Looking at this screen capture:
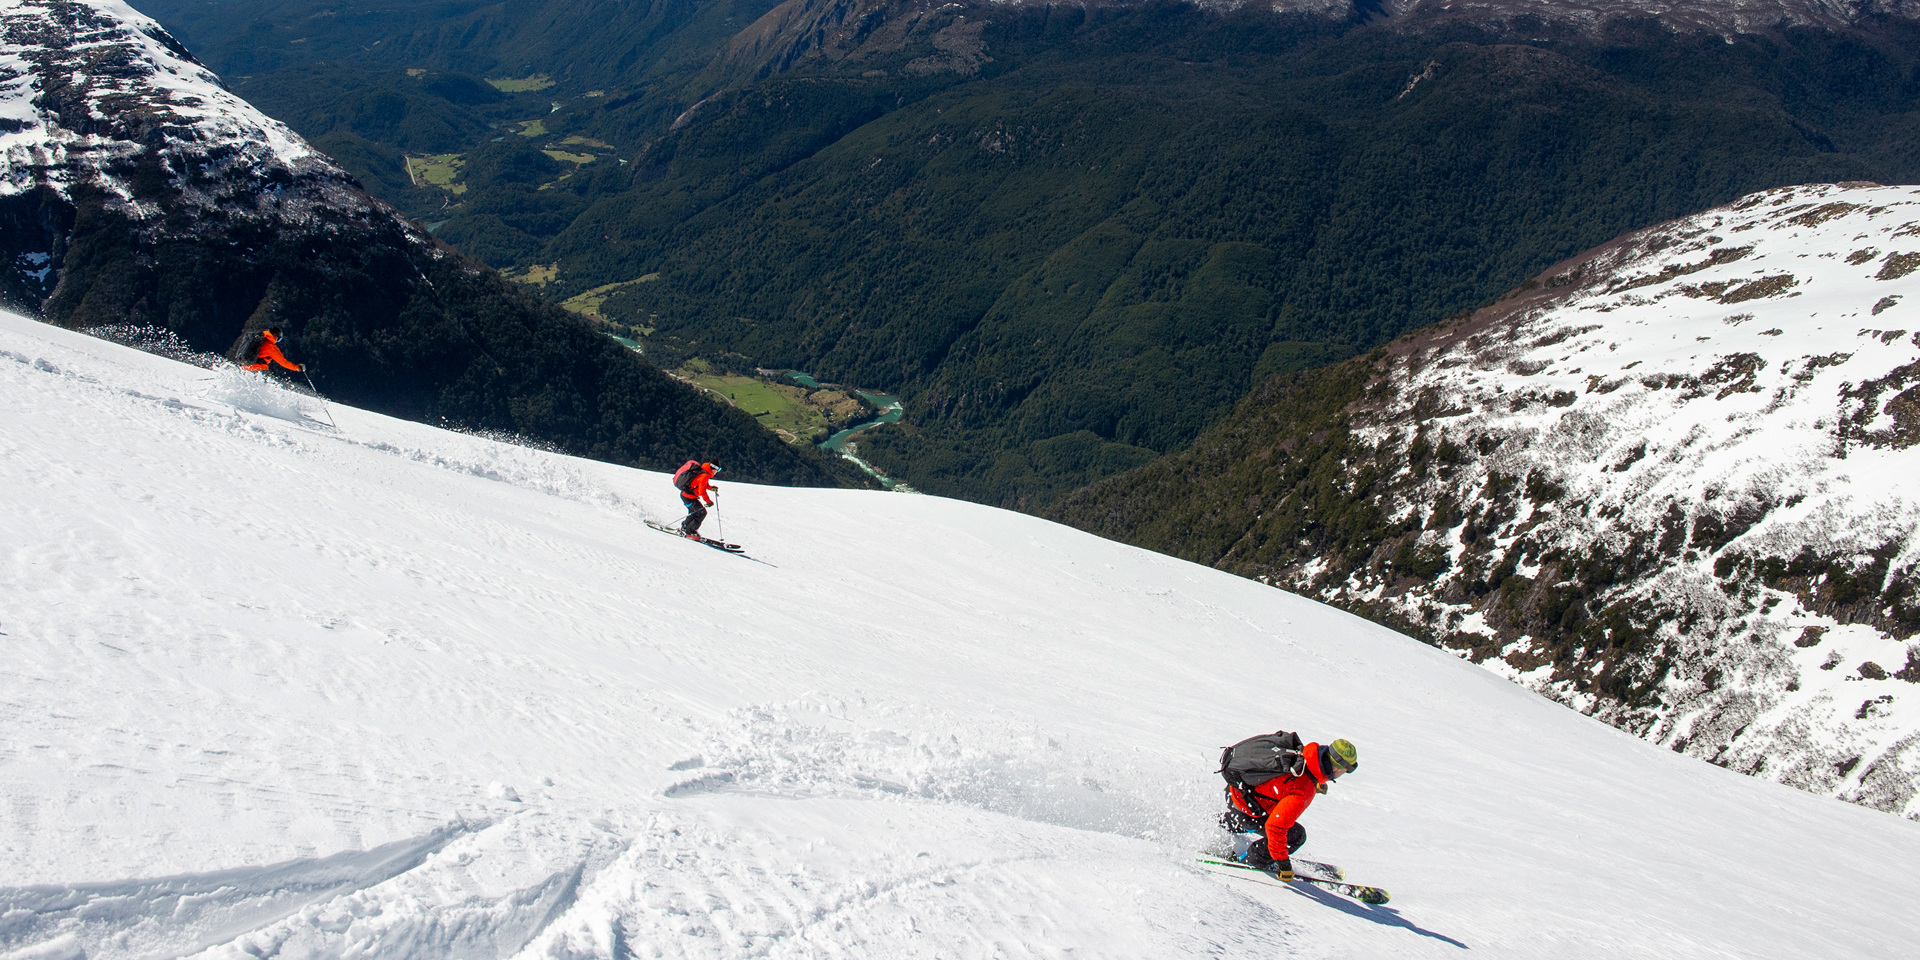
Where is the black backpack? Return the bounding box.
[234,329,266,363]
[671,460,700,492]
[1218,730,1305,790]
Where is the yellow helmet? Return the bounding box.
[1327,739,1358,776]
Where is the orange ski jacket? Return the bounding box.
[1229,741,1333,859]
[243,331,301,372]
[682,469,714,505]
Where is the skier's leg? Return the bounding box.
[1286,822,1307,855]
[1219,786,1264,834]
[1242,837,1273,868]
[682,498,707,535]
[1218,808,1261,834]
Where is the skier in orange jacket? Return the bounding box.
[1222,737,1357,881]
[242,328,305,373]
[679,462,720,537]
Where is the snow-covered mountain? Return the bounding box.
[0,0,396,307]
[5,310,1919,958]
[0,0,317,190]
[1064,182,1920,820]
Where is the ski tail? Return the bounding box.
[1196,856,1341,882]
[1195,857,1389,905]
[646,519,744,552]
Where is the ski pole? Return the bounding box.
[301,368,339,429]
[714,488,722,541]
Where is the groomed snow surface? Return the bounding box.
[2,310,1917,958]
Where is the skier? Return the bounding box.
[675,461,720,538]
[1219,733,1358,881]
[242,327,305,374]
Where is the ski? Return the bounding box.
[1195,857,1389,905]
[644,519,744,553]
[1197,856,1342,882]
[1292,859,1345,882]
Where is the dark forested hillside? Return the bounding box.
[2,0,862,488]
[29,183,863,486]
[141,0,1920,505]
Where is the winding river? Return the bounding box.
[787,373,917,492]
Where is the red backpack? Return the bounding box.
[671,460,701,493]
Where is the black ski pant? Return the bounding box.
[1221,804,1307,857]
[681,496,707,535]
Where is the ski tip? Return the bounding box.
[1307,879,1390,905]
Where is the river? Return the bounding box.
[786,374,917,492]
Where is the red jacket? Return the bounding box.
[682,469,714,505]
[243,331,301,372]
[1228,741,1332,860]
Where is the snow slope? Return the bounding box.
[2,309,1917,958]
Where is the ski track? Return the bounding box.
[3,311,1920,958]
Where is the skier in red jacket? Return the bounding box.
[678,462,720,537]
[242,328,305,373]
[1223,737,1357,880]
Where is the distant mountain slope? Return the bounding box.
[0,0,863,486]
[132,0,1920,506]
[1058,182,1920,816]
[5,308,1920,958]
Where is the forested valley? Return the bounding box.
[144,0,1920,506]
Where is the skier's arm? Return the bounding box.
[259,341,302,371]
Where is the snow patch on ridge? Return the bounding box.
[1327,182,1920,816]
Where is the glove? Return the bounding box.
[298,364,308,372]
[1265,858,1295,882]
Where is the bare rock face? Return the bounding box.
[715,0,1920,85]
[1372,0,1920,36]
[1067,183,1920,817]
[725,0,992,79]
